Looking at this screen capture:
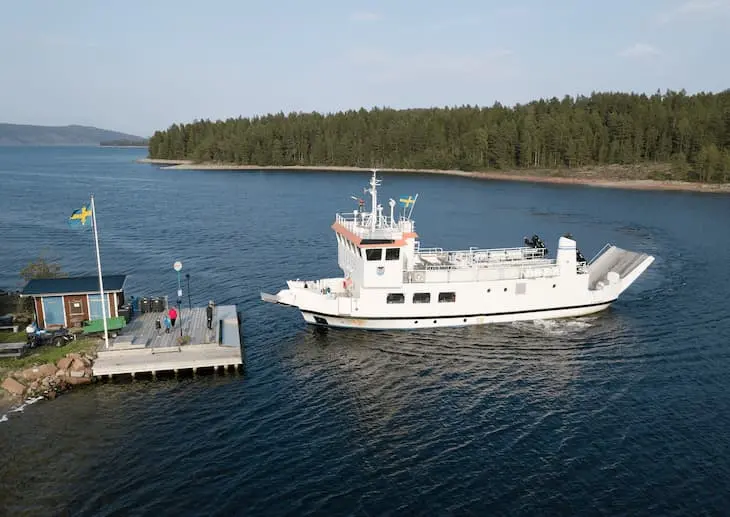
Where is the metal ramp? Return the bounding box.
[588,245,655,291]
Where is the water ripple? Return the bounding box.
[1,147,730,515]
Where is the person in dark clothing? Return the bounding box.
[206,301,214,329]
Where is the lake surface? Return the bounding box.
[1,146,729,516]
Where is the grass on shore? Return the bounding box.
[0,336,99,380]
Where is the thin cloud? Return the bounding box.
[350,11,382,22]
[618,43,661,59]
[657,0,730,23]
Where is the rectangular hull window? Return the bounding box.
[387,293,405,304]
[413,293,431,303]
[438,292,456,303]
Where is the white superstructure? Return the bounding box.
[261,170,655,330]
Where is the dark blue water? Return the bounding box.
[1,146,730,516]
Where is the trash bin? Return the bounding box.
[117,305,131,323]
[140,297,150,313]
[151,297,163,312]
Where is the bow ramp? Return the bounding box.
[588,245,655,294]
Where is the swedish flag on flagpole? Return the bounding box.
[68,195,110,349]
[399,195,416,209]
[68,205,93,228]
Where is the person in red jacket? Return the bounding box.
[168,306,178,327]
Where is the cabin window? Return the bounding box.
[386,293,405,304]
[366,248,382,261]
[438,292,456,303]
[385,248,400,260]
[413,293,431,304]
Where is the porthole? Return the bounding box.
[414,320,418,324]
[463,318,467,322]
[552,284,556,288]
[487,288,491,293]
[503,287,507,292]
[433,320,437,324]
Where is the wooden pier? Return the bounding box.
[92,304,243,379]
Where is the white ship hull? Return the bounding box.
[298,302,613,330]
[261,170,655,331]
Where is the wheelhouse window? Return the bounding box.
[413,293,431,304]
[385,248,400,260]
[386,293,405,304]
[438,292,456,303]
[366,248,382,261]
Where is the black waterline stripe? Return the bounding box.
[300,299,617,321]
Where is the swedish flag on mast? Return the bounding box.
[68,205,93,228]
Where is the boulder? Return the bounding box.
[38,363,58,377]
[2,377,26,396]
[83,368,93,378]
[21,363,57,381]
[55,369,67,378]
[67,353,82,361]
[57,357,72,370]
[69,359,86,372]
[65,376,91,386]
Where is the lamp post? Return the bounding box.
[185,273,192,312]
[173,261,183,337]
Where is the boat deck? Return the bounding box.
[92,305,243,378]
[413,246,552,270]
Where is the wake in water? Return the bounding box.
[511,317,596,336]
[0,396,44,424]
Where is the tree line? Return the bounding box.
[148,89,730,182]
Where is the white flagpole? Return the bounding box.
[90,194,109,349]
[407,193,419,219]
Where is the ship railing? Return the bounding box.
[412,257,556,272]
[335,213,415,237]
[415,246,444,254]
[588,243,613,265]
[415,246,548,267]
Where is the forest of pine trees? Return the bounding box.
[148,90,730,182]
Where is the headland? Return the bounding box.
[137,158,730,194]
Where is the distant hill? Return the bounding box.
[99,138,149,147]
[0,123,147,146]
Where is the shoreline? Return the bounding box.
[136,158,730,194]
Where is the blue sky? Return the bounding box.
[1,0,727,137]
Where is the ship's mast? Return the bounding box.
[368,169,380,231]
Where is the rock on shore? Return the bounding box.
[1,351,96,401]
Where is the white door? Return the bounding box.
[338,297,351,315]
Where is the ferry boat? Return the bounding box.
[261,170,655,330]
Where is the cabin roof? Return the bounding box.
[21,275,127,296]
